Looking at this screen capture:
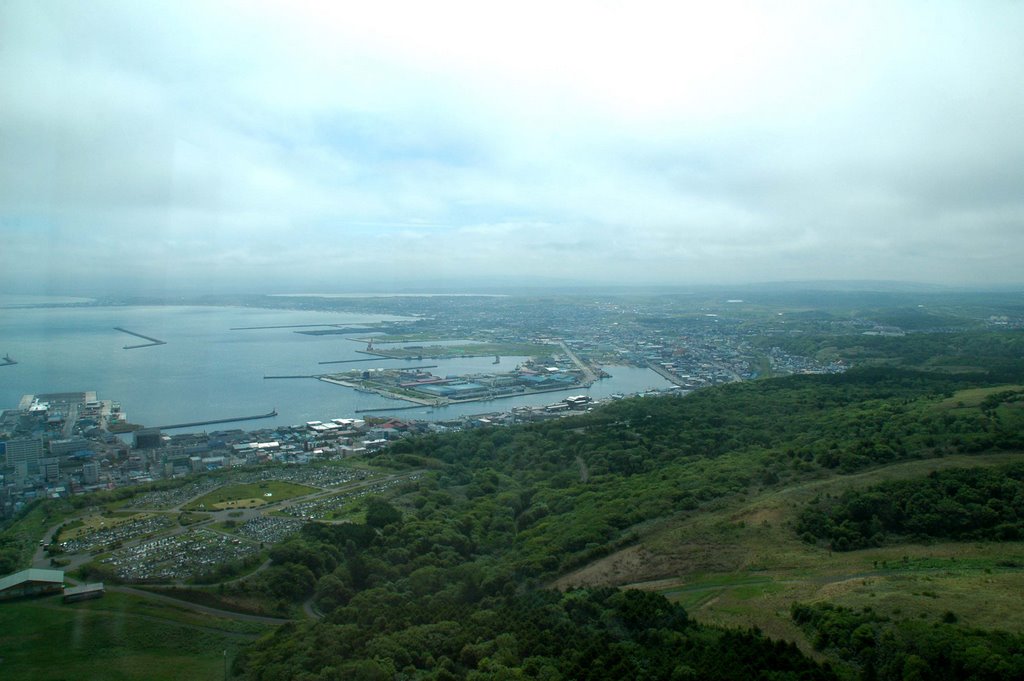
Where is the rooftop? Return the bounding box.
[0,568,64,592]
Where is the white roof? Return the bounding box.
[0,568,64,592]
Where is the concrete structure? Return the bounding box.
[0,568,64,601]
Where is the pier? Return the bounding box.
[114,327,167,349]
[157,409,278,431]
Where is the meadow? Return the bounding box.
[184,481,316,511]
[0,591,271,680]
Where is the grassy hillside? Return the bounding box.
[0,591,271,681]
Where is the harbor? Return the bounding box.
[0,304,676,431]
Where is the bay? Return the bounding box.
[0,305,672,431]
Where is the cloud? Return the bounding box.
[1,0,1022,293]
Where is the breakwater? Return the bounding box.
[318,357,402,365]
[114,327,167,349]
[157,409,278,430]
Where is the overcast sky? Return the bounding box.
[2,1,1023,294]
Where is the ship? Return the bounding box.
[1,353,16,366]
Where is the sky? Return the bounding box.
[1,0,1023,294]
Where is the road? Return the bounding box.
[558,341,598,384]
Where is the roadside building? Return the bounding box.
[63,582,105,603]
[0,568,64,601]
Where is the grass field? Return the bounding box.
[0,591,269,680]
[184,481,316,511]
[936,384,1024,409]
[554,451,1024,654]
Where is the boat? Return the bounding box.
[1,353,16,366]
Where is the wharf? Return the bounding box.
[317,377,437,406]
[355,404,429,413]
[354,382,593,415]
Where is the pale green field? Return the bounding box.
[0,591,269,680]
[558,451,1024,654]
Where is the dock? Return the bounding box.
[114,327,166,349]
[157,409,278,431]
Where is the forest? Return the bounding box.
[791,602,1024,680]
[797,463,1024,550]
[223,331,1024,678]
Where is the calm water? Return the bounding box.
[0,305,671,431]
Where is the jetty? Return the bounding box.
[157,409,278,430]
[114,327,167,349]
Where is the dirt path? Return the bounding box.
[108,585,292,625]
[302,597,323,620]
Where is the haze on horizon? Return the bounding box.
[1,1,1023,296]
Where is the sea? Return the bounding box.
[0,301,673,433]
